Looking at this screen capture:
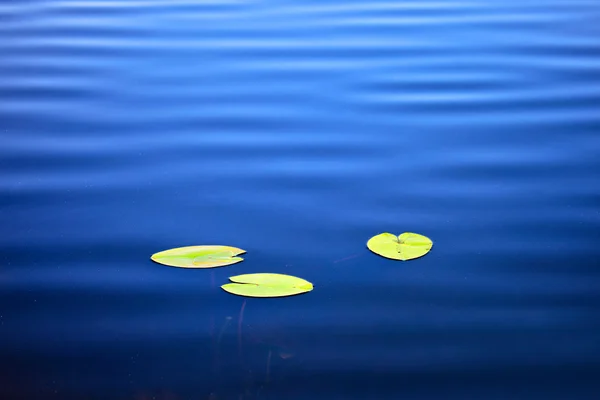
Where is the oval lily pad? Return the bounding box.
[151,245,245,268]
[367,232,433,261]
[221,273,313,298]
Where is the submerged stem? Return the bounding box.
[238,299,246,361]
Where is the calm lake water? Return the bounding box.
[1,1,600,399]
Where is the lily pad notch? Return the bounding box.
[367,232,433,261]
[151,245,246,268]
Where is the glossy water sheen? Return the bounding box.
[1,1,599,399]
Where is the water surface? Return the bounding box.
[1,1,600,399]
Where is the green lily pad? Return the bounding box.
[151,245,245,268]
[221,273,313,298]
[367,232,433,261]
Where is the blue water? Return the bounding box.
[1,1,600,399]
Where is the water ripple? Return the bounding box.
[1,0,599,398]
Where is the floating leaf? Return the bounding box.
[151,245,245,268]
[221,273,313,298]
[367,232,432,261]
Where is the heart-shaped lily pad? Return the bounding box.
[221,273,313,298]
[151,245,245,268]
[367,232,433,261]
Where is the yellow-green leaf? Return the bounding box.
[367,232,433,261]
[151,245,245,268]
[221,273,313,298]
